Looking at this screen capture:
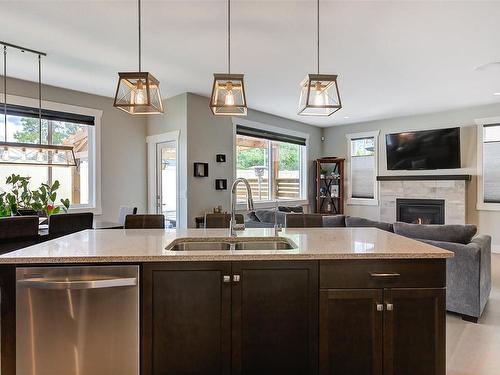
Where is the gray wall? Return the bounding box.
[2,77,148,221]
[185,93,322,226]
[146,93,188,228]
[322,102,500,249]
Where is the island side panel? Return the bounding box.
[0,266,16,375]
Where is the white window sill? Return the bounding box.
[235,199,309,211]
[347,198,379,206]
[477,202,500,211]
[68,205,102,215]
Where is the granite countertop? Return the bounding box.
[0,228,453,264]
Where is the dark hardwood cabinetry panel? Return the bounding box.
[383,288,446,375]
[142,262,231,375]
[320,289,383,375]
[232,261,318,375]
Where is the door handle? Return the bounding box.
[376,303,384,312]
[233,274,240,282]
[223,275,231,283]
[17,277,137,290]
[386,303,394,311]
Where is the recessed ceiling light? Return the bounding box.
[494,92,500,96]
[343,116,350,119]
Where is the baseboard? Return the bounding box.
[492,245,500,254]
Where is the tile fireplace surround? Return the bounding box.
[379,178,467,225]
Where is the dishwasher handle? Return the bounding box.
[17,276,137,290]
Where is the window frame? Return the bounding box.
[476,116,500,211]
[232,118,309,210]
[2,94,102,214]
[346,130,380,206]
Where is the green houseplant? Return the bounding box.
[31,180,70,217]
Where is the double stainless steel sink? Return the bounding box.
[166,237,297,251]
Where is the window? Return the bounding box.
[477,118,500,210]
[0,98,100,211]
[346,131,379,205]
[235,124,307,204]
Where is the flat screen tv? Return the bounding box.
[386,127,461,170]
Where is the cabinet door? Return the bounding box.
[383,288,446,375]
[231,261,318,375]
[142,262,231,375]
[319,289,383,375]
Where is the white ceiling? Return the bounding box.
[2,0,500,127]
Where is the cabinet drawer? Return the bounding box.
[320,259,446,289]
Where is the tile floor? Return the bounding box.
[447,254,500,375]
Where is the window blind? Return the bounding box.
[236,125,306,146]
[351,155,375,199]
[484,123,500,203]
[0,103,95,126]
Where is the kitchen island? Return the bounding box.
[0,228,453,375]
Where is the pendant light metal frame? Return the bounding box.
[113,0,164,115]
[209,0,247,116]
[297,0,342,117]
[0,41,77,167]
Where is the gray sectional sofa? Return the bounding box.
[282,213,491,322]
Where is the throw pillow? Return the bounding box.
[393,222,477,244]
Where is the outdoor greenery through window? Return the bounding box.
[0,113,92,207]
[235,134,304,202]
[349,136,376,200]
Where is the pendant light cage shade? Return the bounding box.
[114,72,164,115]
[298,74,342,116]
[209,74,247,116]
[0,142,77,167]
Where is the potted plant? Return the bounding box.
[31,180,70,217]
[4,174,33,215]
[0,193,11,217]
[320,168,328,179]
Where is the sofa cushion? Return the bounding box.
[246,211,260,222]
[278,206,304,213]
[393,222,477,244]
[345,216,394,232]
[254,209,275,223]
[253,210,287,225]
[322,215,346,227]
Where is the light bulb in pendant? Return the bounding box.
[224,82,235,106]
[1,147,9,161]
[313,82,328,106]
[36,149,45,162]
[135,80,146,105]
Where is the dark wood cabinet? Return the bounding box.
[383,288,446,375]
[142,262,232,375]
[231,261,318,375]
[319,289,383,375]
[319,260,446,375]
[143,261,318,375]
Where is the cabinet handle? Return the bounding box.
[223,275,231,283]
[369,272,401,278]
[386,303,394,311]
[376,304,384,312]
[233,274,240,282]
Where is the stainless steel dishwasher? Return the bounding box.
[16,265,139,375]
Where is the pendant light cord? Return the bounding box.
[317,0,320,74]
[138,0,142,72]
[38,54,42,145]
[228,0,231,74]
[3,45,6,141]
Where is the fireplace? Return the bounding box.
[396,198,445,225]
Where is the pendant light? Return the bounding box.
[209,0,247,116]
[0,41,77,167]
[113,0,164,115]
[298,0,342,116]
